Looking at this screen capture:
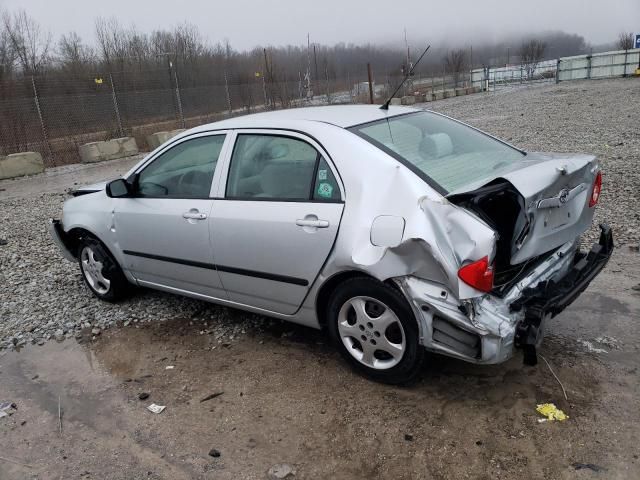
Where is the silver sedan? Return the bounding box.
[50,105,612,383]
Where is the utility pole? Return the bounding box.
[367,63,374,104]
[263,48,270,108]
[313,44,318,85]
[306,33,312,98]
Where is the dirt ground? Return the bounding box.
[2,81,640,479]
[1,248,639,480]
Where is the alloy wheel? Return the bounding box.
[80,246,111,295]
[337,296,406,370]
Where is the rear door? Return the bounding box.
[210,130,344,314]
[114,132,230,299]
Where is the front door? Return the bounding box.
[114,132,229,299]
[211,131,344,314]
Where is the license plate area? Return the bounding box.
[545,206,572,230]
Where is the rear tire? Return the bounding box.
[327,277,424,385]
[77,236,130,302]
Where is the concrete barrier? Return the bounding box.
[455,88,467,96]
[0,152,45,180]
[146,129,186,150]
[432,90,445,100]
[443,89,456,98]
[79,137,139,164]
[401,95,416,105]
[390,98,402,106]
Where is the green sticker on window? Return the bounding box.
[318,169,328,181]
[317,182,333,198]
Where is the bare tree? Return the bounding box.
[0,9,16,80]
[2,9,51,75]
[445,49,466,87]
[519,39,546,79]
[616,32,634,50]
[57,32,94,73]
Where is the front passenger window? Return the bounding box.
[137,135,225,198]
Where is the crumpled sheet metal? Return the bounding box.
[330,156,496,300]
[283,120,499,302]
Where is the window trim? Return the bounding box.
[222,131,344,203]
[127,131,230,200]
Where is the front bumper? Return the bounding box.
[510,223,614,364]
[398,224,613,365]
[48,219,77,262]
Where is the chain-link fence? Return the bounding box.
[0,68,380,167]
[0,65,479,167]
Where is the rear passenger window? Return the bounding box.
[226,135,319,200]
[313,157,340,201]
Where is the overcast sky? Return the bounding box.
[2,0,638,50]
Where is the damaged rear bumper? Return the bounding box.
[397,224,613,365]
[510,224,614,364]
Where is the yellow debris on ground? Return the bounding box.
[536,403,569,422]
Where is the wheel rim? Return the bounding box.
[337,296,406,370]
[80,246,111,295]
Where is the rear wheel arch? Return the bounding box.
[316,271,402,328]
[316,271,370,328]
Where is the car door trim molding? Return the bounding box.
[122,250,309,286]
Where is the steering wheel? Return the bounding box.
[139,181,168,196]
[177,170,205,195]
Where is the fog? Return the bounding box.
[2,0,637,50]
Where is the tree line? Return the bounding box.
[2,7,617,90]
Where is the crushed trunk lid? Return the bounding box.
[449,152,599,266]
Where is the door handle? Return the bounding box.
[296,219,329,228]
[183,211,207,220]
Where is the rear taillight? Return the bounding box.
[589,171,602,207]
[458,256,494,293]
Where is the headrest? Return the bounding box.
[419,133,453,158]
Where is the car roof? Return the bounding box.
[188,105,421,132]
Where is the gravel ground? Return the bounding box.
[0,77,638,351]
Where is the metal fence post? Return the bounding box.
[173,68,185,128]
[109,73,124,137]
[262,74,268,110]
[224,71,232,114]
[556,59,561,84]
[586,55,592,79]
[31,76,53,164]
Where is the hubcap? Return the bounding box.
[337,296,406,370]
[80,246,111,295]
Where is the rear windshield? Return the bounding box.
[349,111,525,194]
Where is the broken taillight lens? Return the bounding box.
[458,256,494,293]
[589,171,602,207]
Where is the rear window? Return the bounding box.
[349,112,525,194]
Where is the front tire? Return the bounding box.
[77,236,130,302]
[327,277,424,385]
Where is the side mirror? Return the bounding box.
[106,178,131,198]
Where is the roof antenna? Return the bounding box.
[380,44,431,110]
